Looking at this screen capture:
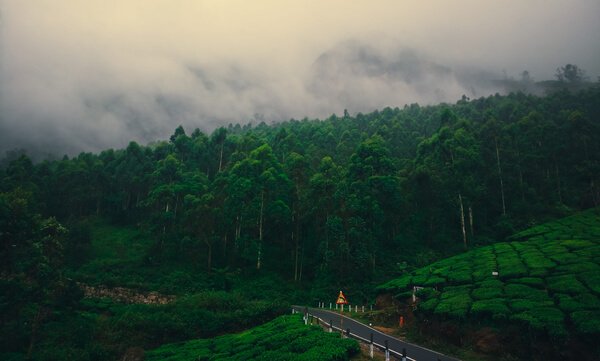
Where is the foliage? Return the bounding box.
[2,85,600,359]
[379,208,600,339]
[2,87,599,284]
[145,315,359,361]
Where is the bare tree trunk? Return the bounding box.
[459,193,467,249]
[203,238,212,271]
[293,230,298,281]
[469,206,474,239]
[293,211,299,281]
[516,145,525,202]
[235,215,242,240]
[218,143,224,173]
[163,202,169,234]
[428,214,434,247]
[27,307,48,359]
[495,138,507,215]
[555,163,562,204]
[299,244,304,281]
[257,190,264,270]
[174,195,179,218]
[371,254,376,273]
[325,218,329,265]
[591,179,599,207]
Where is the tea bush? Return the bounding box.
[379,208,600,338]
[145,315,359,361]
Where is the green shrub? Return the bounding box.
[472,269,496,282]
[416,288,439,299]
[146,315,359,361]
[512,277,544,287]
[434,295,471,319]
[511,307,566,336]
[511,241,533,252]
[539,244,568,255]
[431,266,452,277]
[447,269,472,283]
[497,262,528,279]
[423,276,446,287]
[419,297,439,312]
[580,271,600,294]
[571,310,600,334]
[555,293,585,312]
[494,243,514,254]
[504,284,549,301]
[574,245,600,258]
[510,299,543,312]
[470,299,510,319]
[522,254,556,270]
[549,252,579,265]
[377,275,412,292]
[471,287,503,300]
[411,273,430,286]
[380,209,600,341]
[573,293,600,309]
[477,279,504,288]
[555,262,599,276]
[441,285,472,299]
[529,267,550,277]
[546,275,587,294]
[394,290,414,299]
[560,239,595,250]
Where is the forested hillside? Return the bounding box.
[3,87,599,282]
[1,87,600,360]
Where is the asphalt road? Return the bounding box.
[292,306,461,361]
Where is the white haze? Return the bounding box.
[1,0,599,156]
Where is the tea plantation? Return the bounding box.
[145,314,359,361]
[378,208,600,338]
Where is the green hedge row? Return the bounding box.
[378,208,600,338]
[145,315,360,361]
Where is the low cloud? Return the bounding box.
[1,1,599,157]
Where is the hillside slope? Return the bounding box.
[378,208,600,359]
[146,314,359,361]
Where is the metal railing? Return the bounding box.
[293,308,414,361]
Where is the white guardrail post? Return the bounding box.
[385,340,390,361]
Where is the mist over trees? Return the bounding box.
[2,86,599,284]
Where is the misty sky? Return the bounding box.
[1,0,599,156]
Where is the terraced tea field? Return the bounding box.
[378,208,600,337]
[146,314,359,361]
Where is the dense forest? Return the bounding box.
[1,85,600,360]
[4,86,600,279]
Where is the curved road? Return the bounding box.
[292,306,461,361]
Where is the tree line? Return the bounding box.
[2,86,599,285]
